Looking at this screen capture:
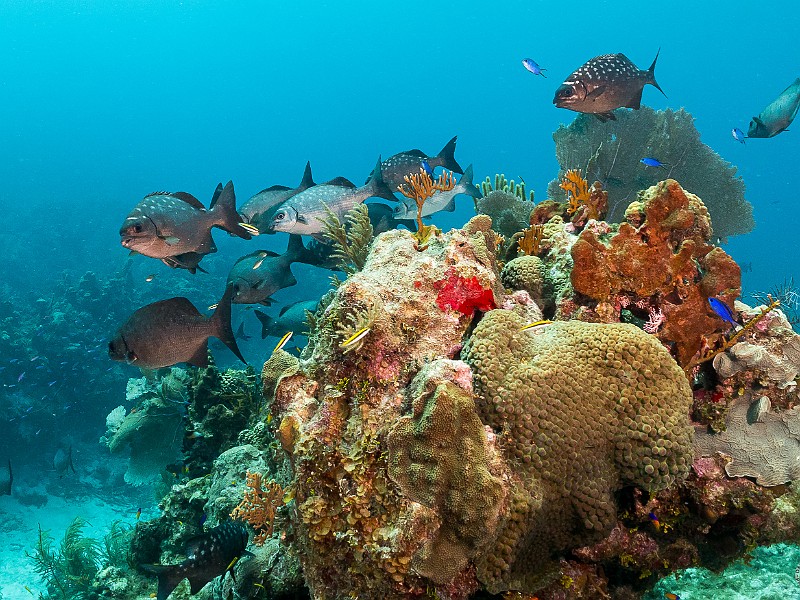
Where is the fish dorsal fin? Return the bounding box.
[401,149,427,158]
[171,192,206,210]
[279,304,292,316]
[259,185,292,193]
[323,176,356,188]
[298,161,315,190]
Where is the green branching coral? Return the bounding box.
[28,517,101,600]
[477,174,536,239]
[547,107,754,240]
[319,202,374,274]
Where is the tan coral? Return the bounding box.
[462,310,694,593]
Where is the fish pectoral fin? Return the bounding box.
[594,112,617,122]
[586,85,606,100]
[296,215,308,224]
[187,343,209,368]
[125,352,138,364]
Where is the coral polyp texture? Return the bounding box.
[570,179,741,367]
[462,311,694,592]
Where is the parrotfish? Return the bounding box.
[270,158,395,240]
[747,78,800,138]
[369,137,464,190]
[140,520,251,600]
[554,50,666,122]
[120,182,253,273]
[238,162,316,233]
[522,58,547,77]
[108,285,245,368]
[254,300,318,339]
[225,234,312,305]
[393,165,481,220]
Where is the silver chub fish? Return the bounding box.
[238,161,315,233]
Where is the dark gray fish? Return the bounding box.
[235,322,251,341]
[0,460,12,495]
[366,202,417,235]
[554,50,665,122]
[120,181,253,273]
[367,136,464,190]
[108,285,244,369]
[239,162,315,233]
[747,78,800,138]
[226,234,312,305]
[53,446,75,478]
[269,158,395,240]
[140,520,250,600]
[255,300,318,338]
[393,165,481,219]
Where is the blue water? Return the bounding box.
[1,1,799,598]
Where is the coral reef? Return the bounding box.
[548,107,754,240]
[570,179,741,368]
[500,255,545,306]
[476,174,535,239]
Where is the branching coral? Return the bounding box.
[479,174,534,203]
[548,107,754,239]
[514,225,544,257]
[230,471,285,545]
[319,202,374,274]
[398,169,454,248]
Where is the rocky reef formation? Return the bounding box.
[115,179,800,600]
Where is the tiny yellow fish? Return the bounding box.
[208,303,219,310]
[253,583,266,590]
[150,594,157,599]
[520,320,553,332]
[145,274,155,282]
[283,487,296,503]
[273,331,293,353]
[24,586,33,595]
[340,326,371,353]
[226,555,240,571]
[252,252,268,270]
[267,413,273,424]
[239,222,260,236]
[186,431,204,439]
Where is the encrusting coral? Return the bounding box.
[570,179,741,368]
[548,107,754,239]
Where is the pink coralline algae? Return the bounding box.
[434,266,496,315]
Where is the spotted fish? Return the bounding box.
[554,50,666,122]
[140,521,251,600]
[368,137,464,190]
[238,162,315,233]
[120,181,253,273]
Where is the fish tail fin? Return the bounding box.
[211,181,254,240]
[254,310,273,339]
[211,285,246,364]
[139,564,183,600]
[285,233,315,265]
[298,161,315,191]
[647,48,667,98]
[458,165,482,199]
[365,156,397,202]
[436,136,464,174]
[68,446,76,474]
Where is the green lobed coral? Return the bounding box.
[500,255,546,305]
[462,311,694,593]
[548,107,754,240]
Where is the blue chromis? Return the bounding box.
[731,127,746,144]
[640,157,667,168]
[521,58,547,77]
[421,159,433,176]
[708,297,739,327]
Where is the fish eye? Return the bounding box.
[275,212,285,220]
[558,88,573,98]
[132,223,143,233]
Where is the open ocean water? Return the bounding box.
[0,1,798,599]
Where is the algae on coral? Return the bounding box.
[548,107,754,239]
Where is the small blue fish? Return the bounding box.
[708,297,739,327]
[421,159,433,176]
[522,58,547,77]
[731,127,746,144]
[640,157,667,168]
[648,511,661,530]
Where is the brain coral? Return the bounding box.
[462,310,694,592]
[500,255,545,304]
